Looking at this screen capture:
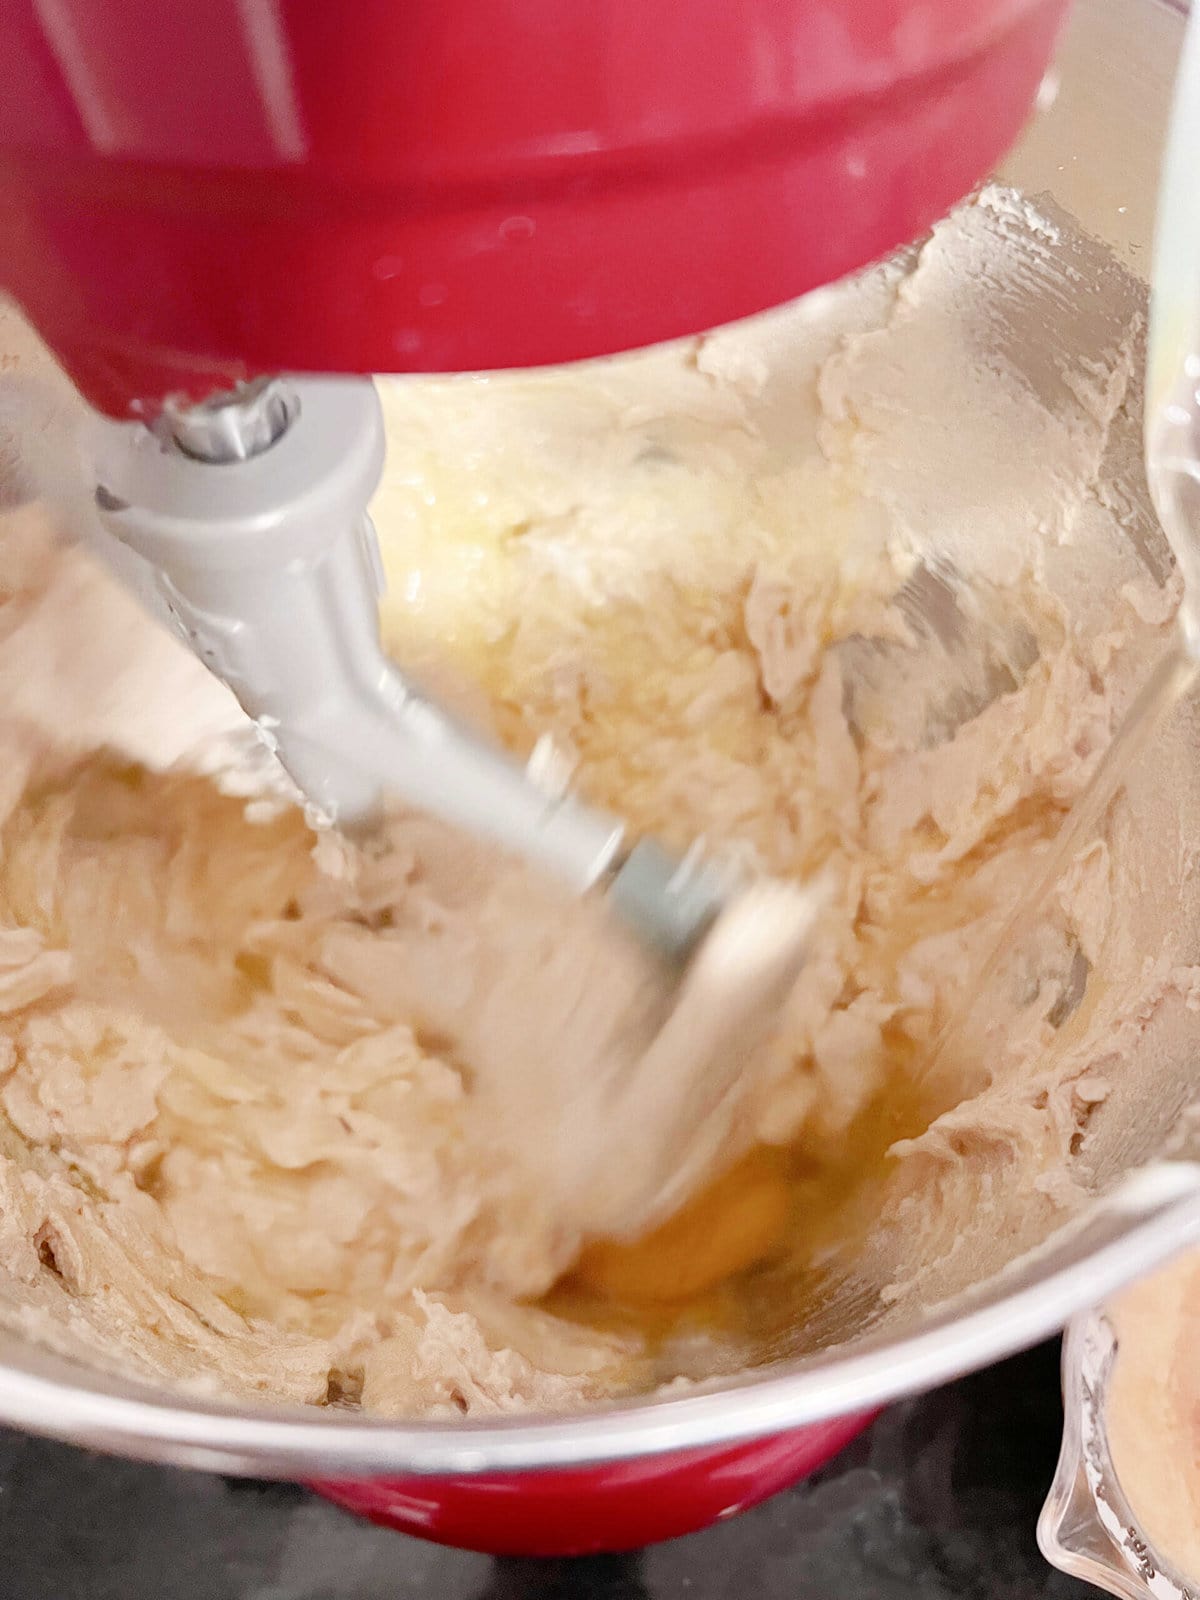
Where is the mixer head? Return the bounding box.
[0,0,1067,416]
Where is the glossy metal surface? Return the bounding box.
[165,378,294,465]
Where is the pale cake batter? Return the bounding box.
[0,186,1191,1418]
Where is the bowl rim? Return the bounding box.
[0,1162,1194,1479]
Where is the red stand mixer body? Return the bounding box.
[0,0,1067,1554]
[0,0,1066,414]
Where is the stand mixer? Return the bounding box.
[0,0,1069,1067]
[7,2,1200,1566]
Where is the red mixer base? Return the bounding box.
[309,1412,877,1556]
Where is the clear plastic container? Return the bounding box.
[1040,1293,1200,1599]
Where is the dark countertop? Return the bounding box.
[0,1340,1101,1600]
